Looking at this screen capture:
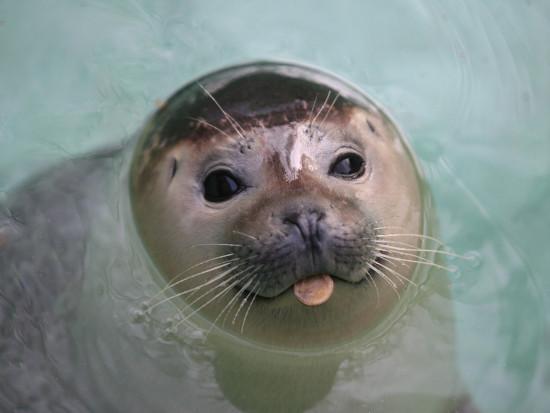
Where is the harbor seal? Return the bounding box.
[0,62,472,412]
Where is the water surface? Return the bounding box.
[1,1,549,412]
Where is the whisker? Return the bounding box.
[374,240,469,260]
[152,254,259,309]
[186,116,233,139]
[367,263,400,299]
[160,259,241,295]
[174,270,248,328]
[374,225,416,231]
[377,262,404,286]
[240,280,261,333]
[149,263,244,310]
[232,230,258,241]
[319,93,340,128]
[197,83,247,140]
[375,248,433,264]
[376,253,456,273]
[208,266,260,334]
[310,90,331,127]
[190,243,242,248]
[364,272,380,307]
[372,259,418,288]
[232,269,263,326]
[182,264,251,301]
[374,228,447,247]
[149,253,235,301]
[367,262,398,290]
[308,94,319,129]
[170,252,258,291]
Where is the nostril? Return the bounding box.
[283,212,300,228]
[283,210,326,245]
[314,211,326,222]
[283,214,307,241]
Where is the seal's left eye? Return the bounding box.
[203,170,243,203]
[329,153,366,179]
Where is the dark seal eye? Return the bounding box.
[203,170,243,202]
[329,153,366,179]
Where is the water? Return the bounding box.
[1,1,549,412]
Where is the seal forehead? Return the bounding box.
[158,74,344,146]
[131,62,391,191]
[138,62,378,151]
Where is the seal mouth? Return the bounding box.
[230,223,381,301]
[251,254,387,305]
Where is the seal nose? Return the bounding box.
[283,208,326,253]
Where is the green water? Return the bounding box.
[1,1,549,412]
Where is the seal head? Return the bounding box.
[131,62,424,348]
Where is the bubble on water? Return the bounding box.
[189,328,206,341]
[161,326,179,342]
[130,306,147,323]
[138,300,149,311]
[449,266,463,281]
[447,264,459,275]
[464,250,482,268]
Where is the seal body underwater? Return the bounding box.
[0,62,474,412]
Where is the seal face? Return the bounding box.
[131,62,424,348]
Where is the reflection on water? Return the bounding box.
[1,1,549,412]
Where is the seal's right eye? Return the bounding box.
[203,170,243,203]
